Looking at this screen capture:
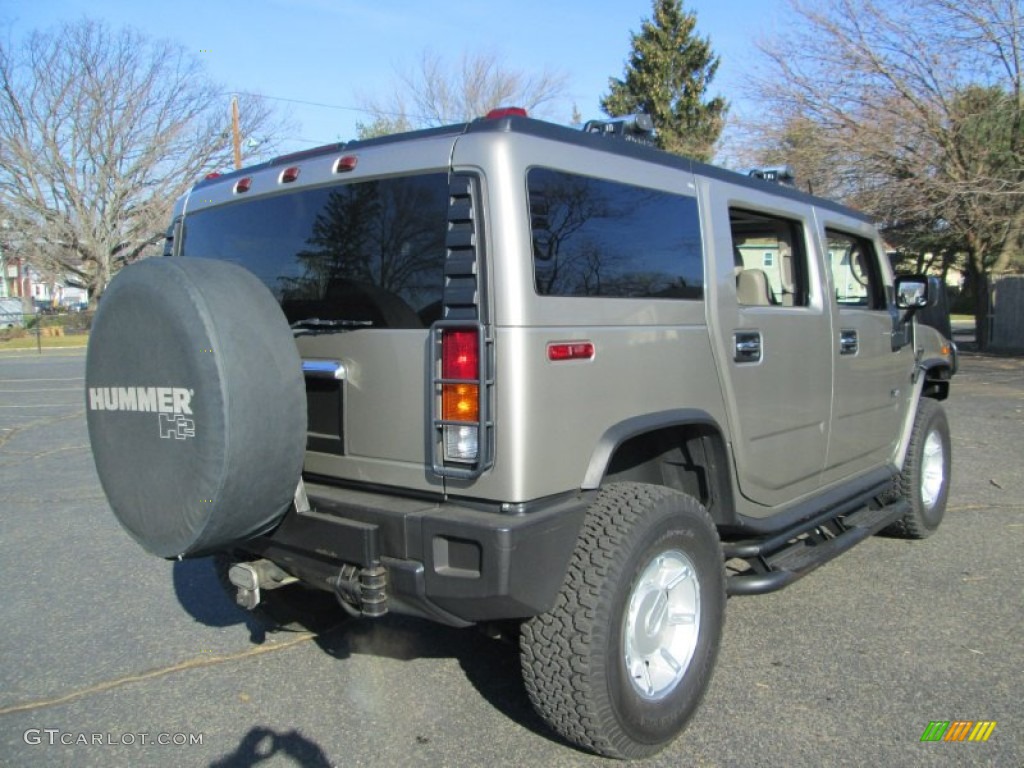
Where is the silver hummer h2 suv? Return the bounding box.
[85,108,957,758]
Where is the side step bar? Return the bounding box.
[723,498,909,596]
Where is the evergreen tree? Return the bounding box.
[602,0,727,161]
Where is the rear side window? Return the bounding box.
[730,208,810,307]
[181,173,449,328]
[528,168,703,299]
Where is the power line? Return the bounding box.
[223,93,368,147]
[230,91,421,121]
[280,135,337,144]
[232,91,368,114]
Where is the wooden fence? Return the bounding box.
[990,275,1024,352]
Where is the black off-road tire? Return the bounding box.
[520,483,725,759]
[883,398,951,539]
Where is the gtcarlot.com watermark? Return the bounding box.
[24,729,203,747]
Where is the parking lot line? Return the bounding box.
[0,403,83,409]
[0,632,317,717]
[1,388,84,393]
[0,377,85,382]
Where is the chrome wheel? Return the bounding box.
[521,484,724,758]
[623,550,701,701]
[920,429,945,510]
[881,398,950,539]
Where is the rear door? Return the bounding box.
[180,136,460,494]
[704,183,834,511]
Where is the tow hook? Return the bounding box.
[227,559,298,610]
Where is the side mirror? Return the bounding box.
[895,275,933,310]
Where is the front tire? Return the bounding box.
[884,398,951,538]
[520,483,725,759]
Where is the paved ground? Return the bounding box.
[0,348,1020,767]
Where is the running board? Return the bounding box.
[724,499,909,596]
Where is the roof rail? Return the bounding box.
[749,166,796,186]
[581,114,656,146]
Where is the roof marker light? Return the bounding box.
[484,107,528,120]
[280,166,300,183]
[334,155,358,173]
[234,177,252,194]
[204,172,222,180]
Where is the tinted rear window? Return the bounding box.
[181,173,449,328]
[529,168,703,299]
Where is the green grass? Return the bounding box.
[0,332,89,351]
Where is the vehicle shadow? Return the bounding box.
[171,557,271,643]
[171,558,577,751]
[312,615,576,751]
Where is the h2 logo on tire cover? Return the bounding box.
[88,386,196,440]
[158,414,196,440]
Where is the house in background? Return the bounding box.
[1,254,33,305]
[1,253,88,310]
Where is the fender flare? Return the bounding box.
[893,359,953,471]
[581,409,726,490]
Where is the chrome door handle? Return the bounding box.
[840,330,858,355]
[734,331,762,363]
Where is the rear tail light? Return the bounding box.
[444,425,479,463]
[441,329,480,464]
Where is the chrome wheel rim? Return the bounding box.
[623,550,701,701]
[920,430,945,510]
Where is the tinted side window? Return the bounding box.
[826,230,885,309]
[730,209,810,307]
[529,168,703,299]
[181,173,449,328]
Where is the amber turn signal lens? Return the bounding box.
[443,383,479,422]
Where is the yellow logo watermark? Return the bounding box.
[920,721,996,742]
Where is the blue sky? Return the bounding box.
[1,0,788,154]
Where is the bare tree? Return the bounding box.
[0,19,284,307]
[745,0,1023,343]
[357,50,570,138]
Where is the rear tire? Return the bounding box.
[884,398,951,538]
[520,483,725,758]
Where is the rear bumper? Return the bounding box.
[241,481,588,626]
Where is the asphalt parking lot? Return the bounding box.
[0,348,1020,767]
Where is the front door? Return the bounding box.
[821,227,913,480]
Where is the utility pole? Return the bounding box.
[231,96,242,170]
[0,218,10,299]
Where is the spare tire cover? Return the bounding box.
[86,257,306,558]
